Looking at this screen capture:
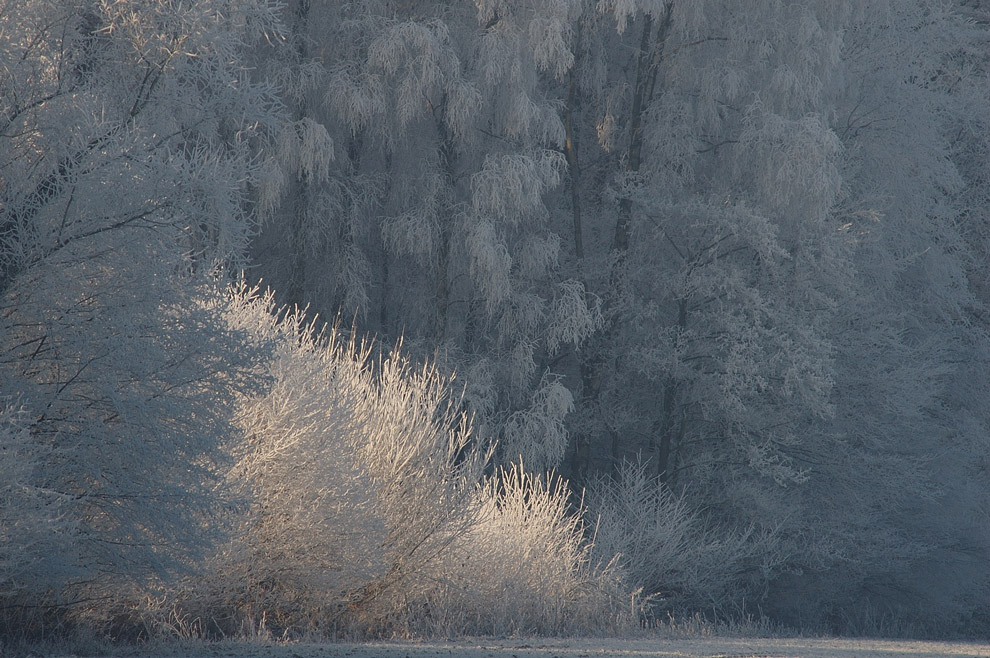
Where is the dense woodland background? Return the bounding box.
[4,0,990,643]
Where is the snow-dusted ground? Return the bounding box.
[115,636,990,658]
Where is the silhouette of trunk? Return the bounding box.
[286,0,312,308]
[612,2,673,253]
[563,27,594,481]
[653,297,687,482]
[573,3,675,479]
[564,40,585,262]
[433,108,457,344]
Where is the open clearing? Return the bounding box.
[114,636,990,658]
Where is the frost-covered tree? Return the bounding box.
[762,1,990,632]
[0,0,285,617]
[557,0,843,523]
[550,0,990,629]
[248,0,599,471]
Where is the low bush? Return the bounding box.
[188,286,631,639]
[586,460,771,620]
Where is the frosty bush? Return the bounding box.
[409,464,628,637]
[196,285,629,638]
[586,461,768,619]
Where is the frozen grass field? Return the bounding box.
[88,636,990,658]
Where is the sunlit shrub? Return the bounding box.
[198,285,629,638]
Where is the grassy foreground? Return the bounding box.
[36,635,990,658]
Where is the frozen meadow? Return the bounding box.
[96,636,990,658]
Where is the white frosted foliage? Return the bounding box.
[277,117,335,183]
[547,280,604,354]
[598,0,670,33]
[472,151,565,223]
[214,285,624,635]
[467,219,513,314]
[325,66,387,133]
[503,376,574,470]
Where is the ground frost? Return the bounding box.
[103,636,990,658]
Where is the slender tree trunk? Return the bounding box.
[612,3,673,253]
[378,151,396,336]
[380,253,390,333]
[653,296,687,482]
[287,0,311,307]
[434,116,457,344]
[574,3,675,478]
[564,49,584,262]
[563,25,594,481]
[435,220,451,343]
